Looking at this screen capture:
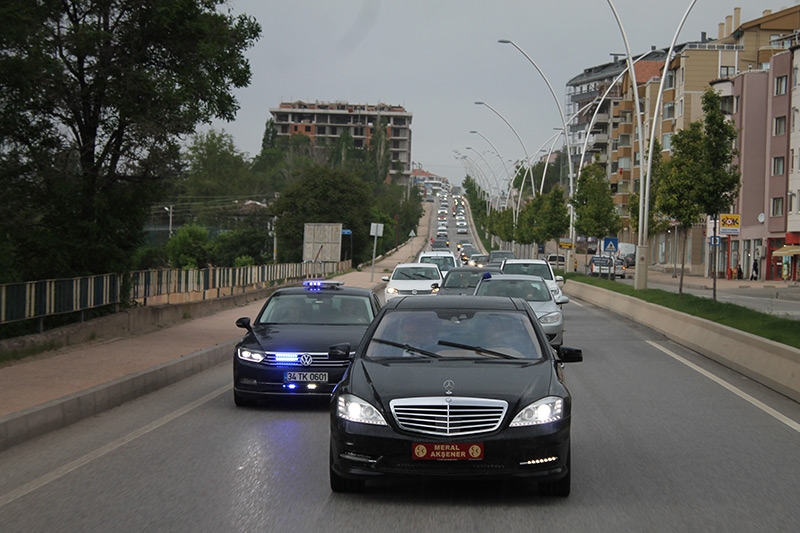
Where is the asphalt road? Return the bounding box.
[2,297,799,532]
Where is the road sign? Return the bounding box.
[370,223,384,237]
[719,214,740,235]
[341,229,352,235]
[709,236,720,246]
[603,237,619,254]
[558,239,573,249]
[409,230,416,237]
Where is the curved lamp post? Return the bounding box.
[469,130,513,209]
[606,0,696,289]
[474,101,531,208]
[498,40,576,266]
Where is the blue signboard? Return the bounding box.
[603,237,619,254]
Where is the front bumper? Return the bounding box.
[234,359,347,397]
[330,417,571,482]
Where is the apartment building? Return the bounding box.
[269,100,413,184]
[566,5,800,279]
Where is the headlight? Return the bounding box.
[386,286,399,295]
[510,396,564,426]
[337,394,387,425]
[237,347,265,363]
[537,311,562,325]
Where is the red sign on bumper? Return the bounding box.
[412,442,484,460]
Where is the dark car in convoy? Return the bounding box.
[233,280,381,406]
[436,266,493,295]
[329,295,583,496]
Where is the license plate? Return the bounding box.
[284,372,328,382]
[412,442,484,460]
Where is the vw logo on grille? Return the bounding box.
[299,354,313,366]
[443,379,455,395]
[411,289,418,295]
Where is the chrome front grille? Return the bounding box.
[390,397,507,436]
[397,289,434,295]
[264,352,350,368]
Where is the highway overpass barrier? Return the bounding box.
[563,281,800,404]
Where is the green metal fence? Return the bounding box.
[1,261,350,326]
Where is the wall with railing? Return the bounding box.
[1,260,351,329]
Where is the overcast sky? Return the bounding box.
[208,1,786,186]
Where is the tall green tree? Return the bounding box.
[0,0,260,281]
[656,123,705,294]
[696,89,741,300]
[571,163,621,276]
[272,165,372,263]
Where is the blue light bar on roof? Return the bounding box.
[303,280,345,290]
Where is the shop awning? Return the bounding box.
[772,246,800,257]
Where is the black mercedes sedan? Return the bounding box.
[329,295,583,496]
[233,280,381,407]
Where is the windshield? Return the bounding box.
[258,293,374,325]
[502,263,553,280]
[475,279,551,302]
[442,271,482,289]
[366,309,543,360]
[392,266,441,280]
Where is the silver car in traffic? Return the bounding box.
[473,273,568,347]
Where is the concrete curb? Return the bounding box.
[0,340,236,452]
[563,281,800,403]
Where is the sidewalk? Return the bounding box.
[0,205,433,451]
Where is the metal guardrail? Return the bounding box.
[1,260,351,326]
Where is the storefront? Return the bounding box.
[772,245,800,282]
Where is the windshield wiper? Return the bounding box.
[437,340,519,360]
[371,338,442,358]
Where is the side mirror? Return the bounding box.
[431,282,440,289]
[555,275,564,284]
[329,343,353,360]
[555,295,570,305]
[235,317,252,330]
[556,346,583,363]
[381,276,390,282]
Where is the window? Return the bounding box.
[789,192,795,214]
[618,156,631,170]
[662,132,673,151]
[774,116,787,136]
[773,156,785,176]
[775,75,788,95]
[792,149,795,173]
[794,108,799,132]
[618,134,631,147]
[794,66,799,87]
[620,110,632,124]
[664,70,675,89]
[720,96,734,115]
[720,65,735,77]
[771,197,784,217]
[663,102,675,120]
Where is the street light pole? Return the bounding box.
[164,205,173,237]
[606,0,696,290]
[469,130,512,208]
[497,40,576,268]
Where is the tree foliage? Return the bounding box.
[272,165,373,264]
[654,89,740,295]
[0,0,260,282]
[571,163,621,242]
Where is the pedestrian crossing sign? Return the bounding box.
[603,237,618,254]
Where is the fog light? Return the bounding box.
[520,456,558,466]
